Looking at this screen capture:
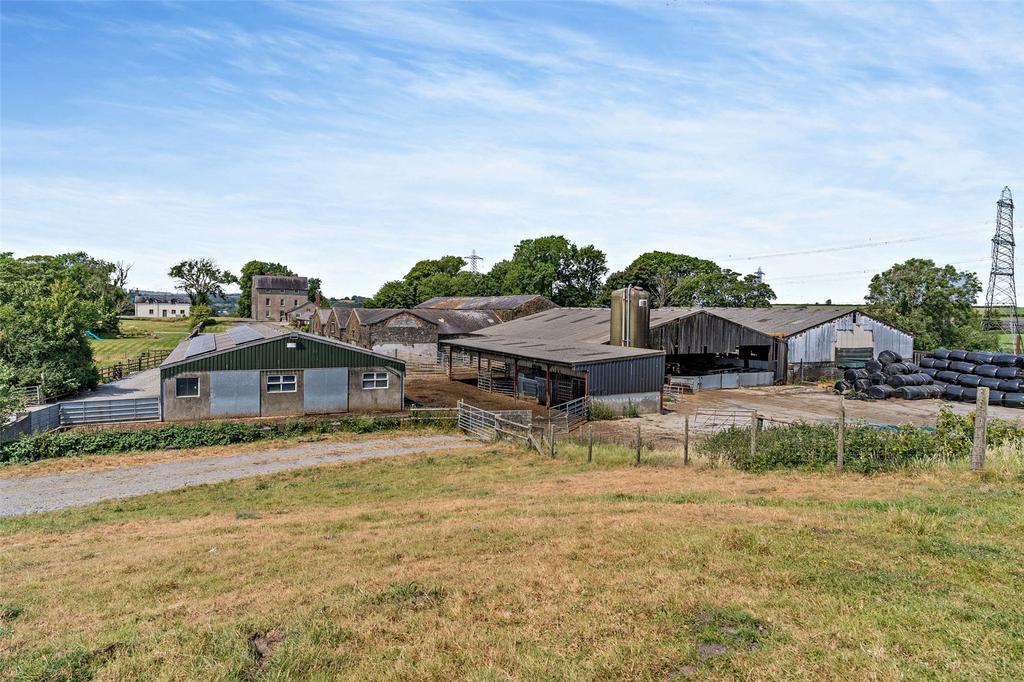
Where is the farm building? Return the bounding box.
[416,295,557,322]
[313,308,502,368]
[134,294,191,318]
[159,323,404,421]
[310,307,354,339]
[251,275,308,322]
[283,300,319,327]
[441,334,666,414]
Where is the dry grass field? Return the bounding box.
[2,441,1023,681]
[89,318,242,366]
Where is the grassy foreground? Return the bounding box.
[2,444,1023,680]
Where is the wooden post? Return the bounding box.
[972,387,989,471]
[587,426,594,463]
[635,423,642,465]
[837,397,845,470]
[683,415,690,465]
[549,422,556,458]
[750,411,758,457]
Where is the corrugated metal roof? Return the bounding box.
[352,308,499,335]
[678,306,860,337]
[444,335,663,367]
[252,275,307,291]
[476,308,614,344]
[416,295,552,310]
[160,323,405,374]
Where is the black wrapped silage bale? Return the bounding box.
[949,361,976,374]
[965,352,995,365]
[947,350,969,361]
[870,371,887,385]
[904,373,933,386]
[929,358,951,370]
[935,370,961,384]
[992,353,1018,367]
[854,378,872,392]
[1003,392,1024,408]
[988,390,1005,406]
[979,377,1003,390]
[921,367,938,378]
[878,350,901,365]
[834,380,850,394]
[944,385,965,401]
[919,357,936,369]
[959,375,983,388]
[865,359,883,373]
[844,368,869,383]
[998,379,1023,393]
[903,362,920,373]
[884,362,910,375]
[974,364,1000,378]
[995,366,1023,380]
[888,374,906,388]
[894,386,913,400]
[962,387,978,402]
[933,348,952,360]
[867,385,895,400]
[1016,356,1024,369]
[925,384,945,398]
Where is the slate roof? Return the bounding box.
[252,275,308,291]
[352,308,500,335]
[136,294,191,305]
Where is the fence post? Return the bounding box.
[587,426,593,463]
[549,422,555,458]
[683,415,690,465]
[635,423,641,466]
[750,411,758,457]
[972,387,989,470]
[837,397,845,470]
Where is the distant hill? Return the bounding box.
[328,295,368,308]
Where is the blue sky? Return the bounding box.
[2,1,1022,302]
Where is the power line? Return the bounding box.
[721,224,989,262]
[768,256,991,284]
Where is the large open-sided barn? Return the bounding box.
[159,323,405,421]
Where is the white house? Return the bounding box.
[134,294,192,318]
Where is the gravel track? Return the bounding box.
[0,435,476,517]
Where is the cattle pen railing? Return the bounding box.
[456,400,546,454]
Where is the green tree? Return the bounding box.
[189,303,214,328]
[307,277,322,303]
[236,261,296,316]
[168,259,235,306]
[865,258,997,351]
[493,236,608,306]
[365,280,417,308]
[672,269,775,307]
[0,364,27,424]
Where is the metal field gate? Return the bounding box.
[59,398,161,425]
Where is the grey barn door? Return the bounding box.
[209,370,261,417]
[304,368,349,414]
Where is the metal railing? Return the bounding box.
[457,400,541,454]
[17,385,43,406]
[60,398,161,425]
[548,395,590,432]
[97,349,172,384]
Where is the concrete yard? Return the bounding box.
[591,384,1024,449]
[0,434,475,516]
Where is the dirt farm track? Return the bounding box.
[406,377,1024,449]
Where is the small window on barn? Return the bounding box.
[267,374,297,393]
[175,377,200,398]
[362,371,389,389]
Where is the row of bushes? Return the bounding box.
[0,416,455,464]
[701,407,1024,473]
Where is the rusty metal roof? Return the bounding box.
[351,308,499,335]
[416,295,553,310]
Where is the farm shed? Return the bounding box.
[441,335,666,414]
[416,295,557,322]
[337,308,501,368]
[704,306,914,381]
[159,323,404,421]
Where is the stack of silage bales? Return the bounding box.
[833,350,942,401]
[922,349,1024,407]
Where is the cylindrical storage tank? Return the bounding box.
[1003,392,1024,408]
[949,361,976,374]
[947,350,969,361]
[974,364,1000,378]
[965,352,995,365]
[943,385,965,401]
[609,286,650,348]
[959,375,983,388]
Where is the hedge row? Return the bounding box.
[701,407,1024,473]
[0,416,455,464]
